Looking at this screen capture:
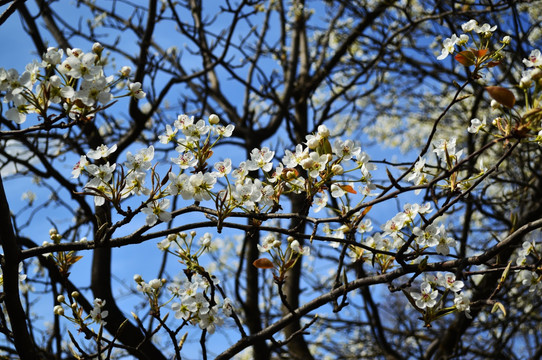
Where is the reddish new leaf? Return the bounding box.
[454,50,476,66]
[341,184,357,194]
[253,258,275,269]
[486,86,516,108]
[473,48,489,58]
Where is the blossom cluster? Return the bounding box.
[410,272,470,320]
[134,271,232,335]
[254,234,311,278]
[0,43,144,125]
[516,239,542,293]
[54,293,109,328]
[436,19,501,61]
[169,273,232,334]
[74,116,382,239]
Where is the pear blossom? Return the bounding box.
[257,234,280,252]
[454,293,472,318]
[215,124,235,137]
[330,183,346,198]
[332,139,361,160]
[190,172,217,201]
[474,23,497,37]
[435,224,457,255]
[437,272,464,293]
[142,199,172,226]
[90,298,108,325]
[523,49,542,68]
[312,192,328,213]
[167,173,194,199]
[125,146,154,172]
[283,144,309,168]
[159,124,178,144]
[357,219,373,234]
[437,34,459,60]
[5,94,30,124]
[300,151,328,178]
[461,19,478,32]
[171,152,197,169]
[128,82,146,99]
[411,282,438,309]
[246,147,275,172]
[290,240,310,256]
[87,144,117,160]
[413,224,440,247]
[467,117,486,134]
[214,159,232,177]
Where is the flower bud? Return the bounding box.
[331,164,344,175]
[209,114,220,125]
[167,233,177,241]
[317,125,330,138]
[531,68,542,81]
[149,279,162,290]
[519,76,532,89]
[71,291,80,298]
[307,138,319,149]
[490,99,500,110]
[53,305,64,316]
[120,66,132,77]
[92,42,104,55]
[133,274,143,283]
[190,231,197,238]
[57,295,65,303]
[501,36,511,45]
